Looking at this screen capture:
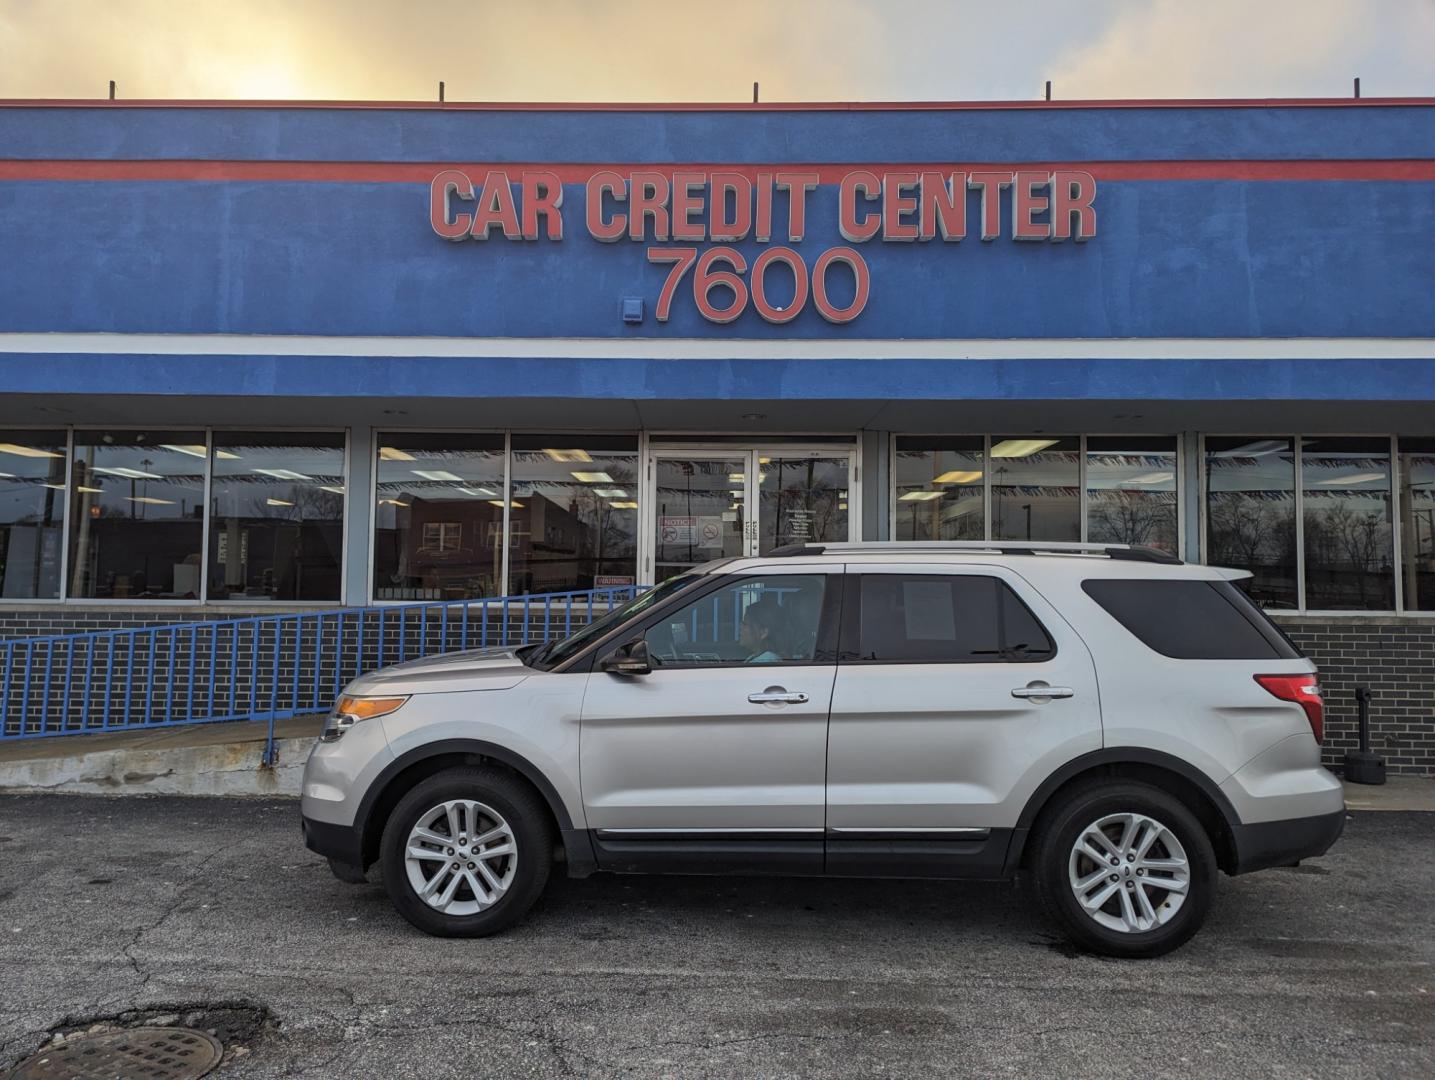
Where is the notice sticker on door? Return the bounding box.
[659,516,696,544]
[698,517,724,548]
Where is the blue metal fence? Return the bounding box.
[0,587,637,757]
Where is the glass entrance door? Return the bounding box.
[645,448,856,582]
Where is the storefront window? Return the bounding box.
[991,436,1080,541]
[67,431,205,599]
[207,432,345,601]
[373,434,504,601]
[759,454,850,552]
[1204,437,1298,609]
[1302,437,1394,610]
[1086,437,1179,553]
[1398,437,1435,611]
[508,436,639,594]
[894,437,984,540]
[0,431,66,599]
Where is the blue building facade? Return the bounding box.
[1,98,1432,770]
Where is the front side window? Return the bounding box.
[643,575,829,667]
[850,574,1055,663]
[0,431,66,599]
[207,432,345,601]
[68,431,205,599]
[372,434,505,601]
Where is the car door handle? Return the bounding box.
[748,689,809,705]
[1011,685,1075,700]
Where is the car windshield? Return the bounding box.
[527,575,700,669]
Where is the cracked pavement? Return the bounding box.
[0,795,1431,1078]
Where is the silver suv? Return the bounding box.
[300,542,1344,958]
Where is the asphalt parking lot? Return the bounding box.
[0,796,1431,1079]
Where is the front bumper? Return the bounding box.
[301,813,368,881]
[1228,808,1346,875]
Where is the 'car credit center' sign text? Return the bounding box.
[429,169,1097,324]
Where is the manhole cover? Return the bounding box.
[7,1027,222,1079]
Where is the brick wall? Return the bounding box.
[1273,615,1435,777]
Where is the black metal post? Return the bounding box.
[1343,685,1385,784]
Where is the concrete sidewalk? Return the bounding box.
[0,715,324,797]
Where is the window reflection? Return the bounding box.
[0,431,66,599]
[759,454,849,552]
[373,434,504,601]
[68,431,205,599]
[1302,437,1394,610]
[1204,437,1298,609]
[991,436,1080,541]
[1399,438,1435,611]
[508,436,638,594]
[1086,437,1179,553]
[207,433,345,601]
[894,437,984,540]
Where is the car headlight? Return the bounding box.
[319,695,409,743]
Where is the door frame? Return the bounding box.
[640,441,862,584]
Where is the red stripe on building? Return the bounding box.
[0,160,1433,183]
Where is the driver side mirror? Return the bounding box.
[601,639,652,676]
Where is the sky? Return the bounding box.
[0,0,1432,102]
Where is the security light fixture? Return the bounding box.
[934,470,983,484]
[990,439,1059,458]
[571,471,614,483]
[899,490,944,501]
[379,447,417,461]
[543,448,593,462]
[411,469,464,482]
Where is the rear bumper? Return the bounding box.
[1228,808,1346,875]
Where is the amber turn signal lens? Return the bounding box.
[335,695,409,720]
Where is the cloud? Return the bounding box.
[1049,0,1435,98]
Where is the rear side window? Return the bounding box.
[851,575,1055,663]
[1082,579,1303,660]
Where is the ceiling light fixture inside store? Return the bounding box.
[266,497,295,506]
[990,439,1059,458]
[318,485,346,495]
[160,444,238,459]
[127,495,174,506]
[489,500,524,508]
[571,471,614,483]
[91,465,162,480]
[1123,471,1175,484]
[899,490,944,501]
[411,469,464,482]
[76,485,103,493]
[593,487,627,498]
[1317,472,1386,486]
[379,447,417,461]
[253,468,312,481]
[934,470,983,484]
[544,449,593,462]
[609,500,639,509]
[0,443,63,458]
[379,498,409,507]
[456,486,498,498]
[728,473,746,482]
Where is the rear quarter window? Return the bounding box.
[1081,579,1303,660]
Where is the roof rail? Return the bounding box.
[765,541,1182,565]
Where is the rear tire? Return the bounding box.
[380,766,553,938]
[1029,780,1216,958]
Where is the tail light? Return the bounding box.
[1255,674,1324,744]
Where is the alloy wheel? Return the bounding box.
[1067,811,1190,934]
[403,799,518,916]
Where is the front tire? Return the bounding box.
[1030,780,1216,958]
[380,766,553,937]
